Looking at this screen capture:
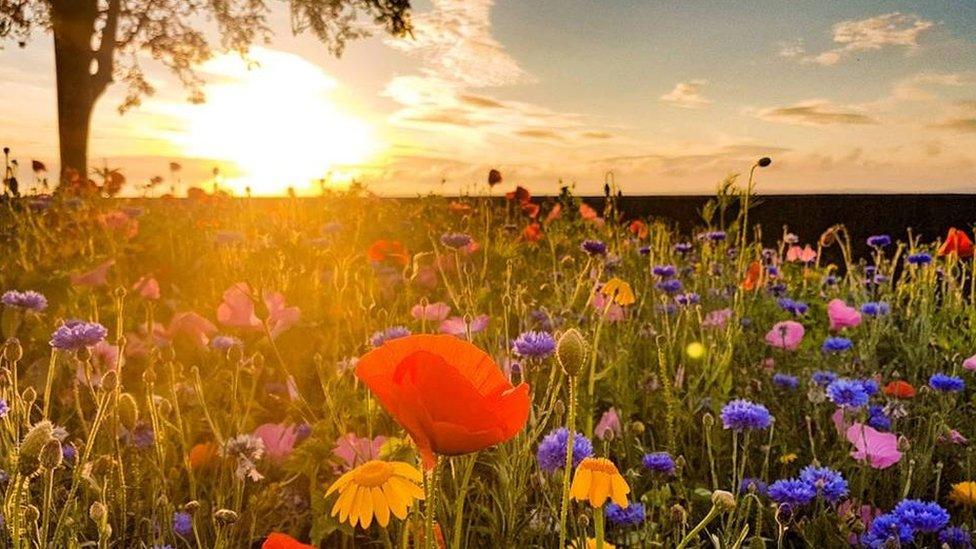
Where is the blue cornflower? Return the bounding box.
[767,479,816,508]
[821,336,853,353]
[907,252,933,265]
[581,239,607,256]
[798,465,848,503]
[441,232,473,249]
[811,370,838,387]
[62,444,77,463]
[127,422,155,449]
[0,399,7,419]
[211,335,242,350]
[772,373,799,391]
[940,526,973,548]
[674,293,700,306]
[738,477,767,496]
[370,326,411,347]
[703,231,727,242]
[173,511,193,537]
[777,298,808,316]
[652,264,677,278]
[823,274,839,286]
[768,282,787,296]
[868,405,891,431]
[49,320,108,351]
[1,290,47,312]
[867,234,892,248]
[720,399,772,431]
[536,428,593,472]
[893,499,950,533]
[642,452,676,475]
[638,246,651,256]
[861,513,915,548]
[605,502,646,527]
[826,379,870,407]
[863,378,880,396]
[512,331,556,359]
[929,373,965,393]
[860,302,890,316]
[656,279,682,293]
[674,242,693,253]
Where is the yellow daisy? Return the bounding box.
[778,452,798,465]
[570,457,630,508]
[950,481,976,506]
[600,278,636,306]
[326,460,424,528]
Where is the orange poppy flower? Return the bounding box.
[356,334,530,469]
[741,260,763,291]
[505,186,531,202]
[521,201,540,218]
[545,203,563,224]
[579,203,598,221]
[188,441,220,471]
[523,223,543,242]
[883,380,916,399]
[449,201,472,215]
[367,240,410,266]
[262,532,314,549]
[628,220,648,239]
[938,228,974,258]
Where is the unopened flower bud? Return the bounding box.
[24,504,39,523]
[118,393,139,430]
[670,504,688,524]
[20,420,54,462]
[4,339,23,362]
[100,370,118,392]
[39,439,63,469]
[21,386,36,405]
[89,501,108,522]
[702,413,715,428]
[630,420,645,434]
[711,490,736,511]
[214,508,238,526]
[183,500,200,514]
[556,329,587,377]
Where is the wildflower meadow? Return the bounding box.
[2,165,976,548]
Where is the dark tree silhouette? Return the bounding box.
[0,0,411,188]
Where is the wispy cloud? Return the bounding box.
[783,13,935,66]
[660,79,712,109]
[755,100,877,126]
[932,118,976,132]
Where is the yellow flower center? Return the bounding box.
[353,460,394,487]
[579,457,618,475]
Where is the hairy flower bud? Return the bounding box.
[556,329,587,377]
[214,508,239,526]
[100,370,118,392]
[4,338,23,362]
[118,393,139,430]
[39,438,63,470]
[20,420,54,463]
[711,490,736,511]
[89,501,107,522]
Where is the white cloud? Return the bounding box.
[789,13,935,66]
[754,100,877,126]
[660,79,712,109]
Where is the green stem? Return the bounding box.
[594,507,605,549]
[558,376,577,549]
[676,505,720,549]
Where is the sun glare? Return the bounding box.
[176,48,376,195]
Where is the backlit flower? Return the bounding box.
[720,399,772,431]
[570,457,630,508]
[253,423,299,462]
[356,334,530,468]
[594,408,621,440]
[50,320,108,350]
[262,532,315,549]
[2,290,47,311]
[410,302,451,322]
[326,460,424,528]
[536,428,593,472]
[367,240,410,266]
[601,278,636,306]
[938,228,974,258]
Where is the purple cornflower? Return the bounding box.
[511,331,556,359]
[767,478,816,508]
[939,526,973,548]
[581,239,607,256]
[739,477,767,496]
[2,290,48,312]
[772,373,799,390]
[811,370,837,387]
[860,302,890,316]
[642,452,676,475]
[652,265,677,278]
[656,279,682,294]
[441,232,473,249]
[861,513,915,547]
[867,234,892,248]
[536,428,593,472]
[370,326,411,347]
[698,231,726,242]
[799,465,848,503]
[173,511,193,537]
[868,405,891,431]
[0,399,7,418]
[907,252,932,265]
[674,242,693,253]
[211,335,242,350]
[777,298,808,315]
[821,336,853,353]
[605,502,646,527]
[674,293,699,306]
[826,378,871,407]
[893,499,950,533]
[720,399,772,430]
[49,320,108,350]
[929,373,965,393]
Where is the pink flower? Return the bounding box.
[786,245,817,263]
[264,292,300,339]
[70,259,115,287]
[963,354,976,371]
[124,322,169,358]
[594,407,622,440]
[832,407,852,436]
[411,302,451,322]
[939,429,968,445]
[98,210,139,238]
[132,276,160,300]
[590,292,625,322]
[253,423,299,462]
[828,299,861,331]
[78,340,119,386]
[764,320,805,351]
[168,312,217,348]
[702,308,732,328]
[847,422,902,469]
[217,283,261,330]
[438,314,489,338]
[332,433,386,472]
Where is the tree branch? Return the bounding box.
[92,0,121,97]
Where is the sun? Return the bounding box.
[176,47,376,195]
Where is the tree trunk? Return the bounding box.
[51,0,98,186]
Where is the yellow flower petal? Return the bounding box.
[570,467,593,501]
[326,468,357,497]
[389,475,425,501]
[610,474,630,507]
[382,481,409,519]
[391,462,423,483]
[589,472,611,508]
[372,486,390,528]
[335,485,358,525]
[356,486,374,528]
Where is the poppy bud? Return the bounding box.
[100,370,118,392]
[4,338,23,362]
[711,490,736,511]
[214,508,238,526]
[488,169,502,186]
[757,157,772,167]
[630,420,645,434]
[670,504,688,524]
[143,367,156,385]
[89,501,107,522]
[114,286,127,300]
[24,504,39,523]
[118,393,139,430]
[556,329,587,377]
[184,500,200,514]
[702,412,715,427]
[898,436,911,453]
[22,386,36,406]
[20,420,54,461]
[577,514,589,529]
[39,439,63,470]
[553,399,565,418]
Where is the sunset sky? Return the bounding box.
[1,0,975,195]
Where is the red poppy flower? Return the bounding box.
[741,260,762,291]
[883,380,916,399]
[356,334,530,469]
[449,201,473,215]
[367,240,410,266]
[521,201,540,218]
[262,532,314,549]
[628,220,648,239]
[505,185,531,202]
[938,227,974,258]
[522,222,543,242]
